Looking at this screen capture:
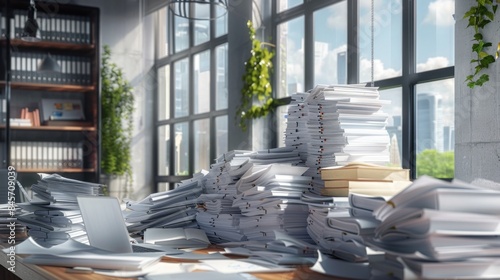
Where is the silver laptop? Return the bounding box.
[77,196,181,254]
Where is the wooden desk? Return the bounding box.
[1,245,346,280]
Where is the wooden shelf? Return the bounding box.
[0,81,96,92]
[17,168,96,173]
[9,125,96,132]
[1,38,95,52]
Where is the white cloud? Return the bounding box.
[416,56,450,72]
[359,58,401,82]
[424,0,455,26]
[326,7,347,30]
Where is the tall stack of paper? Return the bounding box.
[284,84,392,195]
[284,92,310,161]
[320,162,411,197]
[370,176,500,279]
[124,171,207,234]
[16,173,104,245]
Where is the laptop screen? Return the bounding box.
[77,196,133,253]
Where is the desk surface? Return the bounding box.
[1,245,346,280]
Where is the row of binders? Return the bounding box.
[0,10,92,44]
[11,52,92,85]
[11,141,85,170]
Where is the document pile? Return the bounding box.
[307,192,384,263]
[319,162,411,197]
[0,203,27,242]
[197,150,252,243]
[285,84,391,195]
[198,148,308,243]
[223,230,318,266]
[233,163,313,242]
[17,173,104,245]
[284,92,309,162]
[124,171,207,234]
[370,176,500,279]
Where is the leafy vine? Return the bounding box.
[236,21,281,131]
[464,0,498,88]
[101,45,135,181]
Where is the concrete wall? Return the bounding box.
[72,0,155,200]
[455,0,500,182]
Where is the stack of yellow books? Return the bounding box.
[320,162,412,197]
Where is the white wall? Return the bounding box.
[455,0,500,182]
[72,0,155,200]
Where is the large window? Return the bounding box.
[274,0,454,178]
[155,6,228,191]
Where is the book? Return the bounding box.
[320,183,410,197]
[321,162,409,181]
[323,179,412,189]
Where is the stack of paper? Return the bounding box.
[319,162,412,197]
[232,164,313,242]
[197,150,252,243]
[283,84,392,195]
[370,176,500,279]
[0,204,27,242]
[284,92,310,161]
[16,173,104,245]
[124,171,207,234]
[306,193,384,263]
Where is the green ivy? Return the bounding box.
[100,45,135,181]
[464,0,498,88]
[236,21,281,131]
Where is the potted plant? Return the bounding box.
[100,45,135,198]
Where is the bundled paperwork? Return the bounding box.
[369,176,500,279]
[124,171,207,234]
[284,84,391,195]
[16,173,104,245]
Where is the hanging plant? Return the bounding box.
[464,0,498,88]
[236,20,281,131]
[100,45,135,181]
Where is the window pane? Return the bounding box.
[174,16,189,52]
[174,122,189,176]
[215,116,228,157]
[215,4,227,37]
[277,0,302,12]
[158,65,170,120]
[359,0,402,83]
[194,119,210,172]
[379,87,403,167]
[194,21,209,46]
[194,51,210,114]
[215,43,228,110]
[277,16,304,97]
[314,2,347,85]
[157,8,168,58]
[158,182,170,192]
[174,58,189,117]
[158,125,170,176]
[416,0,454,72]
[416,78,454,178]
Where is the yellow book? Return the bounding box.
[321,180,412,197]
[321,162,410,181]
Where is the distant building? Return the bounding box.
[337,51,347,84]
[417,93,443,153]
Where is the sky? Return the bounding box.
[279,0,455,128]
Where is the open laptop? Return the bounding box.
[77,196,182,254]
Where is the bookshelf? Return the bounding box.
[0,0,100,183]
